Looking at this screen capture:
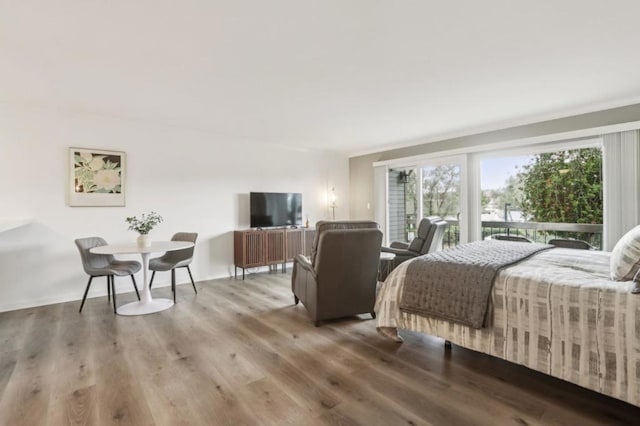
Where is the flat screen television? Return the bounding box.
[250,192,302,228]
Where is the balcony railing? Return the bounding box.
[443,220,603,250]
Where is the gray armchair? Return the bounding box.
[381,216,448,269]
[292,221,383,326]
[75,237,141,313]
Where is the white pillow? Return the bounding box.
[611,224,640,281]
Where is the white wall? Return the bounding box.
[0,105,349,312]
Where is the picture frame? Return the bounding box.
[68,147,126,207]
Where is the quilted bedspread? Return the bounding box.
[400,240,552,328]
[375,247,640,407]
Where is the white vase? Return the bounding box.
[137,234,151,248]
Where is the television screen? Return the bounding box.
[250,192,302,228]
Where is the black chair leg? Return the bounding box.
[371,312,376,319]
[131,275,141,300]
[294,295,299,305]
[186,266,197,294]
[111,275,117,314]
[107,276,111,302]
[79,276,94,313]
[171,269,176,303]
[149,271,156,289]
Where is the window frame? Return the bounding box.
[470,137,602,242]
[376,137,604,247]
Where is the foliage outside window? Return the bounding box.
[422,165,460,219]
[518,148,602,224]
[479,147,603,248]
[389,146,602,248]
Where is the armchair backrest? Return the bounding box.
[313,227,383,318]
[407,216,447,254]
[420,218,448,254]
[311,220,380,266]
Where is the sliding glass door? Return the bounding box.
[387,168,417,243]
[385,156,465,247]
[420,161,462,249]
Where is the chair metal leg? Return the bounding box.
[186,266,197,294]
[79,276,94,313]
[294,295,299,305]
[107,276,111,302]
[131,275,141,300]
[111,275,117,314]
[171,269,176,303]
[149,271,156,289]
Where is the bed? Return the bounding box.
[375,243,640,407]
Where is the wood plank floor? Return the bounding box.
[1,271,639,425]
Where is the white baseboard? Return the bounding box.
[0,272,222,313]
[0,265,295,313]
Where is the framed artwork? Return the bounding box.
[68,148,126,206]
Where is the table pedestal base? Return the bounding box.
[117,298,174,316]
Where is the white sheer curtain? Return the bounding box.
[373,165,388,245]
[603,129,640,250]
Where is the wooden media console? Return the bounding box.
[234,228,316,279]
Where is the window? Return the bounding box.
[421,163,461,248]
[479,146,603,248]
[377,138,609,250]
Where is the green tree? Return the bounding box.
[518,148,602,224]
[496,174,523,211]
[423,165,460,218]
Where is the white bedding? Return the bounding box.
[375,247,640,406]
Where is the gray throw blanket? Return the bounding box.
[399,240,553,328]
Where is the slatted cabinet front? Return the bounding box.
[234,228,313,271]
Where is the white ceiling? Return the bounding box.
[2,0,640,155]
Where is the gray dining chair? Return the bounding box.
[149,232,198,303]
[75,237,141,313]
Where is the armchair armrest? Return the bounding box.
[294,254,316,280]
[382,246,419,256]
[292,254,318,307]
[389,241,410,249]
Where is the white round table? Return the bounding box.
[90,241,194,316]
